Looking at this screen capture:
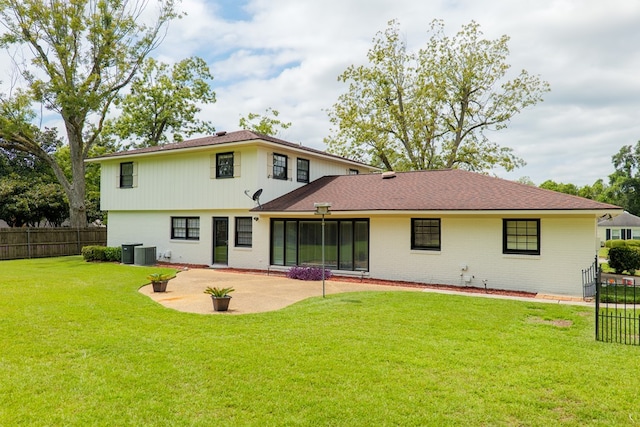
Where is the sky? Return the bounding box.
[5,0,640,186]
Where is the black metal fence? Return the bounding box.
[583,256,640,345]
[582,256,598,299]
[596,277,640,346]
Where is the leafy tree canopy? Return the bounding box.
[239,107,291,137]
[537,178,615,206]
[0,0,179,227]
[607,141,640,215]
[0,149,68,226]
[107,57,216,148]
[325,19,550,172]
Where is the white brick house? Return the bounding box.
[256,170,621,296]
[89,131,621,296]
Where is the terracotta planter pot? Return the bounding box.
[152,280,169,293]
[211,296,232,311]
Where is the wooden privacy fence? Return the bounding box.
[0,228,107,260]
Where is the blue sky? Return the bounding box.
[6,0,640,186]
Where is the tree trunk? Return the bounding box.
[65,121,88,228]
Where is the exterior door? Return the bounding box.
[213,217,229,265]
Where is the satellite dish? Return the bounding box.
[243,189,263,208]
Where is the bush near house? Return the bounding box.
[81,245,122,262]
[605,239,640,248]
[607,246,640,275]
[287,265,333,281]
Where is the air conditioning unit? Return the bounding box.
[134,246,156,266]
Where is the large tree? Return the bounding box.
[0,148,68,226]
[107,56,216,147]
[0,0,178,227]
[608,141,640,215]
[326,19,550,172]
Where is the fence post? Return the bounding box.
[595,254,600,341]
[27,228,31,259]
[595,279,600,340]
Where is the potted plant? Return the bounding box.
[147,272,175,293]
[204,286,234,312]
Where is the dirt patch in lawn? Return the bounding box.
[527,316,573,328]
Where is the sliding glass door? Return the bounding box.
[270,219,368,271]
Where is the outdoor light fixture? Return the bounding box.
[314,202,332,297]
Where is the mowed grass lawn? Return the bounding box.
[1,257,639,426]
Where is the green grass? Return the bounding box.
[1,257,640,426]
[598,246,609,258]
[599,284,640,303]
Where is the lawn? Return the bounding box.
[1,257,639,426]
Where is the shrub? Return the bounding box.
[82,246,106,261]
[104,246,122,262]
[626,240,640,247]
[606,239,627,249]
[287,266,333,281]
[82,246,122,262]
[608,246,640,274]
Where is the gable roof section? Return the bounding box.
[86,130,376,169]
[598,211,640,227]
[257,169,621,212]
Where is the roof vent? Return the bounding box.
[215,131,227,136]
[381,171,396,179]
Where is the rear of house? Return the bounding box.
[89,132,621,297]
[256,170,621,296]
[87,130,377,268]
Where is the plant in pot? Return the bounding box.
[147,272,175,293]
[204,286,234,312]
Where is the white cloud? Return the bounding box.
[5,0,639,187]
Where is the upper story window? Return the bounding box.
[119,162,134,188]
[171,217,200,240]
[411,218,441,251]
[297,158,310,183]
[273,153,288,180]
[503,219,540,255]
[216,152,234,178]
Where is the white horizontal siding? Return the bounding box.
[101,145,372,212]
[102,148,259,211]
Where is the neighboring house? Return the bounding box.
[597,211,640,242]
[89,131,622,297]
[256,170,621,296]
[87,130,378,267]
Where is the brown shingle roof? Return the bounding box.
[87,130,374,168]
[257,169,621,212]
